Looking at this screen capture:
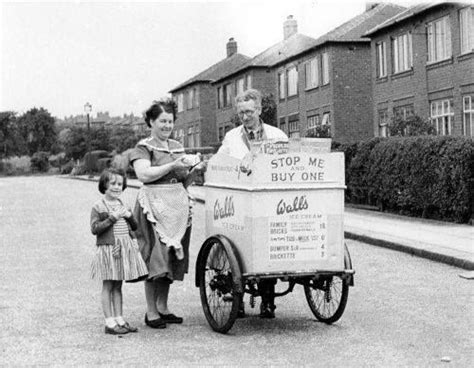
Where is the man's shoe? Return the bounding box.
[120,322,138,333]
[259,304,275,319]
[158,312,183,324]
[105,325,129,335]
[145,313,166,329]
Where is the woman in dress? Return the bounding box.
[130,98,203,329]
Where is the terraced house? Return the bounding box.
[364,2,474,137]
[169,39,250,148]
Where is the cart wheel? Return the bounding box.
[304,244,351,324]
[197,236,242,334]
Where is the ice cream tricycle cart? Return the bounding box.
[195,139,354,333]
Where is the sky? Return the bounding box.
[0,0,414,119]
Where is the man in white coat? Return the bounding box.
[217,88,288,160]
[217,88,288,318]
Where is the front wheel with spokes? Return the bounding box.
[304,245,351,324]
[197,236,242,333]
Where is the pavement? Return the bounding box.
[72,175,474,271]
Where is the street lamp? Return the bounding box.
[84,102,92,175]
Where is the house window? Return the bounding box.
[307,114,320,129]
[378,109,389,137]
[430,99,453,135]
[194,88,199,108]
[278,72,286,99]
[393,33,413,73]
[376,41,387,78]
[187,126,194,148]
[322,52,330,85]
[463,95,474,137]
[460,7,474,54]
[236,78,245,96]
[217,87,223,109]
[427,16,451,62]
[194,124,201,147]
[305,57,319,89]
[279,117,286,134]
[246,75,252,90]
[177,93,184,112]
[288,115,300,138]
[224,83,232,107]
[178,128,185,143]
[393,104,414,120]
[322,112,330,126]
[287,67,298,97]
[187,89,194,110]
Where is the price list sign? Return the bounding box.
[268,213,328,262]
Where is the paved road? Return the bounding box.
[1,176,473,367]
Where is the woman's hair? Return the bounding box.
[98,168,128,194]
[143,98,177,127]
[235,88,262,109]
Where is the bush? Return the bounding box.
[111,149,136,178]
[48,152,67,168]
[84,150,112,173]
[0,156,31,175]
[339,136,473,223]
[30,151,50,172]
[60,160,74,174]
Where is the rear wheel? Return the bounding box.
[197,237,242,333]
[304,245,351,323]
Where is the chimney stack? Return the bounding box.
[283,15,298,40]
[226,37,237,57]
[365,2,379,11]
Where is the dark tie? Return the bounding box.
[248,131,255,140]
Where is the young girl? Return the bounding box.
[90,168,148,335]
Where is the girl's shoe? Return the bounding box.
[105,325,129,335]
[144,313,166,329]
[158,312,183,324]
[120,322,138,333]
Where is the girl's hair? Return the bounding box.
[143,98,177,127]
[98,168,127,194]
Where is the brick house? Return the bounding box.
[275,3,405,143]
[364,2,474,137]
[212,16,317,143]
[169,39,250,148]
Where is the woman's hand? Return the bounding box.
[172,156,193,170]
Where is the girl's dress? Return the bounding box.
[91,200,148,281]
[130,137,192,283]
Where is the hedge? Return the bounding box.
[335,136,473,223]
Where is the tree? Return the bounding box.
[0,111,27,158]
[389,115,436,137]
[16,108,57,155]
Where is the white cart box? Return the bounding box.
[204,140,345,275]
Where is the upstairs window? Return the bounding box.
[305,57,319,89]
[322,52,330,85]
[393,33,413,73]
[177,93,184,112]
[427,16,451,62]
[376,41,387,78]
[224,83,232,107]
[217,87,223,109]
[187,89,194,110]
[278,72,286,100]
[236,78,244,96]
[246,74,252,90]
[287,66,298,97]
[460,7,474,54]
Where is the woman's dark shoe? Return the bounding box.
[120,322,138,333]
[158,312,183,324]
[145,313,166,329]
[105,325,129,335]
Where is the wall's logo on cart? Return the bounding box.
[214,196,235,220]
[276,195,309,215]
